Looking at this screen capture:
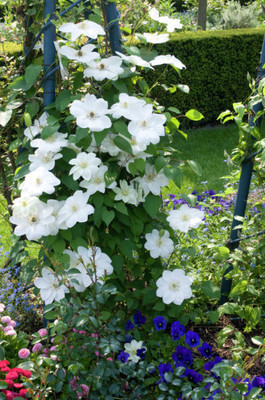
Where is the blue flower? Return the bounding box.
[170,321,185,340]
[198,342,212,358]
[136,348,146,359]
[172,345,193,367]
[185,331,200,347]
[153,316,167,331]
[133,310,146,327]
[117,351,130,363]
[182,368,203,384]
[157,363,174,384]
[125,320,134,331]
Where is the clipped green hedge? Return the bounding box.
[149,28,265,125]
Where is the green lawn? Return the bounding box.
[164,123,239,197]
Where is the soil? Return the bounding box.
[191,315,265,377]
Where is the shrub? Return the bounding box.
[145,28,265,125]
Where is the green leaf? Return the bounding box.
[119,240,136,259]
[25,64,42,87]
[142,288,156,305]
[102,209,115,227]
[41,123,60,139]
[164,166,183,188]
[187,160,202,176]
[74,315,88,327]
[155,156,167,172]
[143,194,162,218]
[114,136,133,154]
[177,84,189,94]
[168,107,181,114]
[14,164,30,181]
[52,237,66,253]
[201,281,220,299]
[251,336,264,346]
[128,158,145,175]
[114,202,128,215]
[0,346,5,360]
[209,310,220,323]
[230,280,248,297]
[55,89,71,111]
[185,109,204,121]
[113,121,130,138]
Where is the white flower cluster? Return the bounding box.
[10,17,205,307]
[34,246,113,303]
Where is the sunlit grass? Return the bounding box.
[0,195,12,267]
[163,124,239,197]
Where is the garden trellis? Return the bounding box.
[220,35,265,304]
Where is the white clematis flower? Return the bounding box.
[101,133,120,156]
[156,269,193,305]
[148,8,183,32]
[46,199,67,235]
[30,131,68,153]
[166,204,204,233]
[28,149,62,171]
[128,103,166,146]
[116,51,152,70]
[113,180,139,205]
[24,112,48,140]
[124,340,146,363]
[80,165,108,195]
[34,268,69,305]
[58,20,105,41]
[54,41,69,80]
[59,43,99,64]
[70,94,111,131]
[84,56,124,81]
[150,54,186,70]
[110,93,145,120]
[19,167,60,196]
[144,229,174,259]
[64,249,92,292]
[143,32,169,44]
[135,164,169,195]
[10,197,55,240]
[69,152,101,181]
[57,190,94,228]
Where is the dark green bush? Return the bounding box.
[148,28,265,125]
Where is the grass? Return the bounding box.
[163,123,239,197]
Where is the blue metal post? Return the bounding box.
[44,0,56,108]
[220,34,265,304]
[104,0,122,55]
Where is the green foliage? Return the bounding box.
[146,28,265,125]
[220,1,261,30]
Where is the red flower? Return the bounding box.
[0,360,9,368]
[13,383,23,389]
[6,372,18,380]
[1,367,10,372]
[20,369,31,378]
[19,388,28,396]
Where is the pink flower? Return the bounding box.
[91,333,98,338]
[0,304,5,313]
[3,326,13,333]
[8,320,16,328]
[5,329,16,336]
[38,328,47,337]
[50,346,57,352]
[18,348,30,359]
[106,357,113,362]
[1,316,11,324]
[32,343,42,352]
